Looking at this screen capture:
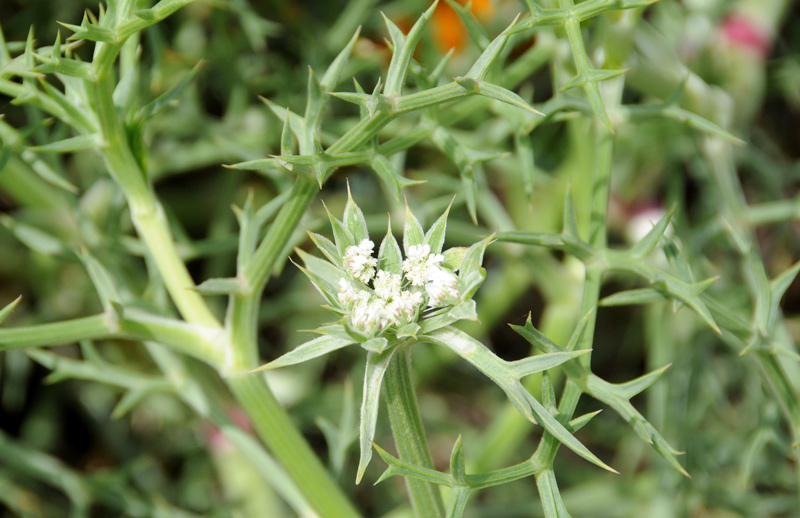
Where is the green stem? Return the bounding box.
[88,74,219,329]
[383,347,446,518]
[227,374,362,518]
[534,124,614,467]
[0,314,111,352]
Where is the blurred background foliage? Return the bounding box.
[1,0,800,516]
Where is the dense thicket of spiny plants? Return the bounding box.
[1,0,799,516]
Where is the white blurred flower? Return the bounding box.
[625,207,673,245]
[388,290,424,323]
[374,270,402,301]
[402,244,444,287]
[351,298,393,333]
[425,266,461,307]
[344,239,377,283]
[338,278,370,309]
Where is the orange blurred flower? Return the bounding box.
[431,0,495,54]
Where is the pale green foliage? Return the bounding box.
[0,0,798,517]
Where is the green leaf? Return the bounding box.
[423,201,451,255]
[29,134,100,153]
[745,246,771,335]
[629,208,673,259]
[296,248,346,301]
[599,287,668,307]
[402,201,425,255]
[585,374,688,477]
[769,260,800,329]
[320,26,361,93]
[309,231,341,266]
[567,410,602,433]
[542,372,557,412]
[509,350,589,379]
[396,322,420,339]
[79,249,122,310]
[358,348,398,483]
[613,364,671,400]
[515,131,536,200]
[454,77,543,115]
[293,258,341,309]
[448,299,477,322]
[449,435,467,485]
[361,337,389,354]
[378,221,403,275]
[369,154,423,201]
[194,277,248,296]
[424,327,616,473]
[323,202,355,257]
[465,15,520,80]
[140,61,203,119]
[458,236,492,299]
[0,296,22,325]
[382,2,437,96]
[343,182,369,243]
[249,334,355,373]
[562,184,578,239]
[441,247,467,271]
[373,442,452,487]
[0,215,65,256]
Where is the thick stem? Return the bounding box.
[227,374,362,518]
[383,347,446,518]
[89,75,219,329]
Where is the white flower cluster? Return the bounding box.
[344,239,377,283]
[337,241,461,335]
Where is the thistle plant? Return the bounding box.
[1,0,799,517]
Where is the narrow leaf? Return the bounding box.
[249,334,355,373]
[423,201,451,255]
[343,182,369,243]
[378,220,403,275]
[630,208,673,259]
[509,350,589,379]
[357,348,398,483]
[194,277,247,296]
[0,296,22,325]
[403,200,425,254]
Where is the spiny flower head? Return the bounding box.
[300,193,491,344]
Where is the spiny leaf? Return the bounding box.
[140,60,203,119]
[454,77,544,116]
[599,287,668,307]
[194,277,248,296]
[562,184,578,239]
[320,26,361,92]
[402,199,425,254]
[79,248,122,311]
[323,201,356,257]
[465,14,520,80]
[382,1,438,95]
[378,220,403,275]
[249,334,355,373]
[373,442,452,486]
[509,350,589,379]
[423,200,452,255]
[630,208,673,259]
[0,296,22,325]
[29,134,100,153]
[357,348,398,483]
[309,231,341,266]
[343,182,369,243]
